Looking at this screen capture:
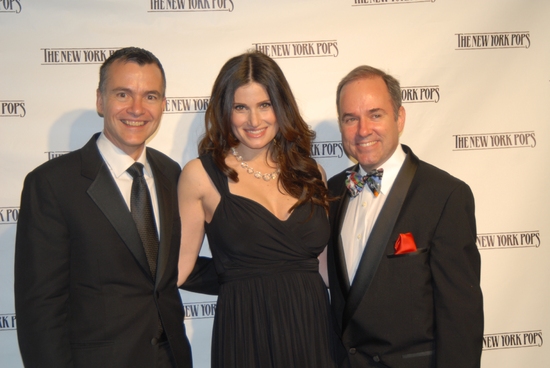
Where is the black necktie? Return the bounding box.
[127,162,159,279]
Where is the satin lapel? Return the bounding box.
[82,134,151,279]
[333,165,359,296]
[148,152,173,288]
[342,150,418,331]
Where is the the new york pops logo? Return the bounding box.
[182,301,216,319]
[0,207,19,225]
[0,0,21,13]
[45,151,70,161]
[483,330,543,350]
[149,0,234,12]
[164,96,209,114]
[353,0,435,6]
[253,40,338,59]
[0,314,17,330]
[453,131,536,151]
[311,141,345,159]
[477,231,540,250]
[456,31,530,50]
[41,48,119,65]
[401,86,440,104]
[0,100,26,117]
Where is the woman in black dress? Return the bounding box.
[177,51,337,368]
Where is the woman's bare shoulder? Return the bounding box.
[179,158,211,192]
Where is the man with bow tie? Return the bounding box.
[326,65,484,368]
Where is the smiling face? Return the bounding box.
[230,82,279,154]
[338,76,405,171]
[96,59,166,160]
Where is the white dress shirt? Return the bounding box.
[96,132,161,237]
[341,145,406,283]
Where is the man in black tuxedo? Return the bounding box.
[14,47,214,368]
[327,65,484,367]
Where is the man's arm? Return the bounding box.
[430,183,484,367]
[180,256,219,295]
[14,171,73,367]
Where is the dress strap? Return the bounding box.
[199,153,229,196]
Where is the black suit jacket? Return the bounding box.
[327,145,483,368]
[14,133,210,368]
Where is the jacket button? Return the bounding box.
[151,337,158,345]
[373,355,380,362]
[349,348,356,354]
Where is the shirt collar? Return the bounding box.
[96,132,152,178]
[357,144,406,195]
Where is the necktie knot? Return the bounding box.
[127,162,145,179]
[345,169,383,198]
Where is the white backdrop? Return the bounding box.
[1,0,549,367]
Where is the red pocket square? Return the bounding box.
[394,233,417,255]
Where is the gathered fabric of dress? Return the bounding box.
[200,154,338,368]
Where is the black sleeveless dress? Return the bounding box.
[199,154,337,368]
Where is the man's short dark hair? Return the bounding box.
[336,65,402,119]
[98,47,166,96]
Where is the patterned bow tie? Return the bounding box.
[345,169,384,198]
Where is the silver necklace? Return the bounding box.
[230,147,280,181]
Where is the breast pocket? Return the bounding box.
[386,247,428,259]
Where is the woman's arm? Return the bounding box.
[177,159,208,287]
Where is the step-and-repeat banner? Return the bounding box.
[1,0,548,367]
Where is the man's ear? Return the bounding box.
[96,89,104,118]
[397,106,406,134]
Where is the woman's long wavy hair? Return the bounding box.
[198,50,329,213]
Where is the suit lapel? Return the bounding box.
[147,151,173,288]
[333,165,359,296]
[82,134,152,279]
[342,148,418,331]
